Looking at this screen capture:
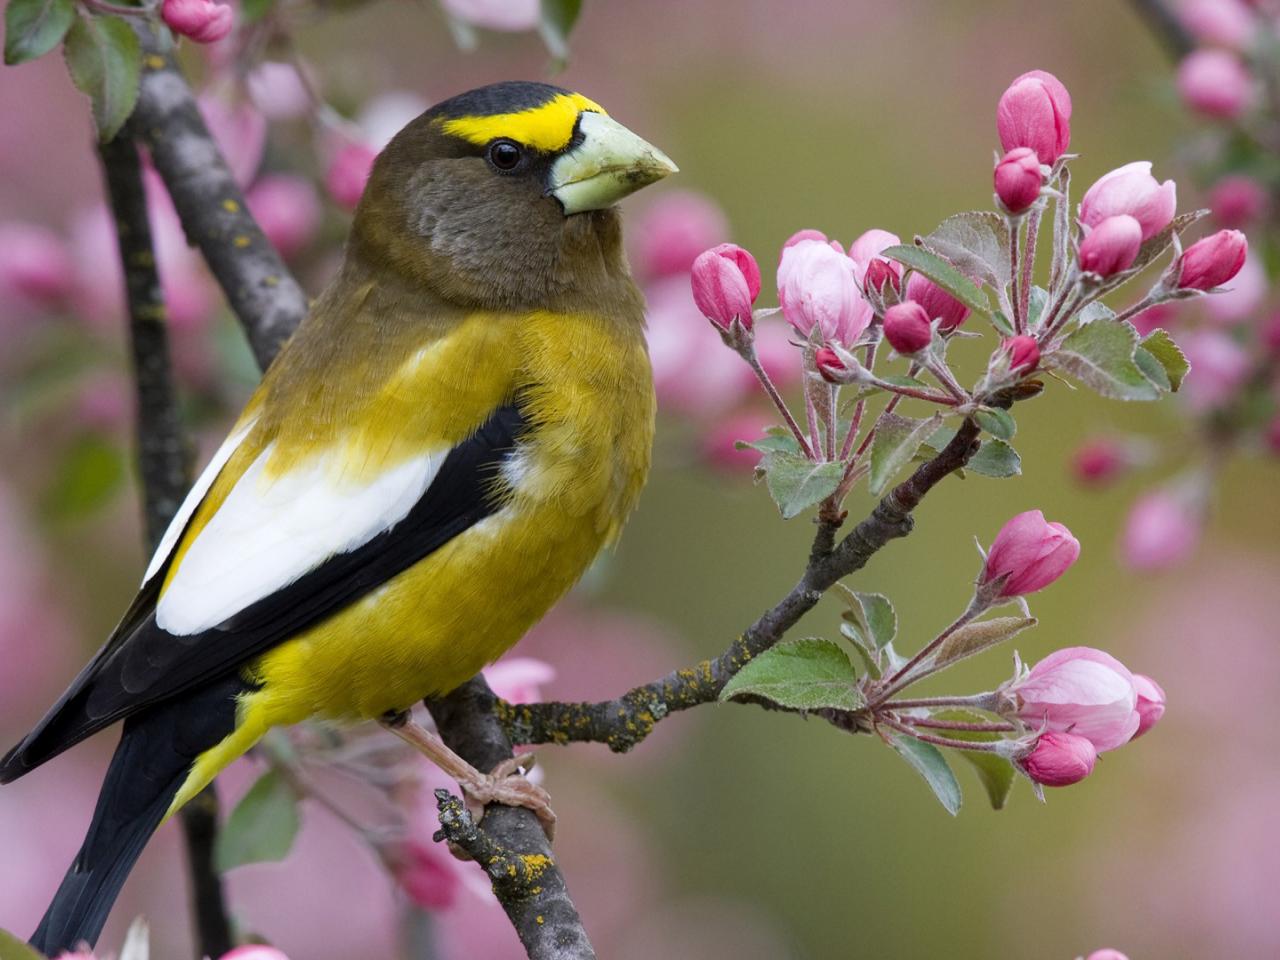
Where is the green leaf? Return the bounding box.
[759,450,845,519]
[990,309,1015,337]
[933,711,1016,810]
[43,435,125,519]
[720,638,864,712]
[855,592,897,649]
[868,412,943,496]
[215,769,301,871]
[974,408,1016,441]
[888,732,962,815]
[1135,346,1170,391]
[63,14,140,142]
[1140,328,1189,392]
[4,0,74,65]
[0,928,47,960]
[931,616,1036,671]
[919,211,1011,290]
[738,429,803,455]
[538,0,582,64]
[1076,300,1117,325]
[966,438,1021,478]
[1050,318,1160,401]
[882,244,990,317]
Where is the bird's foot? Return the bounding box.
[459,753,557,841]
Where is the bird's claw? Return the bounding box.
[459,753,557,841]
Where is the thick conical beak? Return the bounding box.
[549,112,678,214]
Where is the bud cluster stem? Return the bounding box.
[744,348,815,459]
[872,598,989,705]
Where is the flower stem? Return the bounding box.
[883,693,1000,711]
[868,375,961,406]
[879,717,1005,753]
[873,598,987,704]
[1010,216,1023,333]
[1020,206,1042,325]
[745,348,815,459]
[898,716,1015,733]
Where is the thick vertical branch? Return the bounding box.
[96,133,235,960]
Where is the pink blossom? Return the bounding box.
[1180,0,1256,49]
[0,222,72,307]
[777,239,867,346]
[863,258,900,296]
[1132,673,1167,738]
[1072,438,1129,486]
[1177,49,1254,119]
[700,412,775,472]
[882,301,932,355]
[162,0,234,43]
[197,96,267,188]
[1085,950,1131,960]
[847,228,902,285]
[994,147,1043,215]
[981,509,1081,597]
[246,61,312,120]
[54,950,100,959]
[357,91,432,150]
[440,0,540,31]
[904,271,969,332]
[1018,731,1097,787]
[483,656,555,705]
[996,69,1073,164]
[691,243,760,332]
[1122,490,1203,571]
[220,947,292,960]
[1209,174,1269,227]
[246,174,321,259]
[1079,161,1177,241]
[1002,334,1040,373]
[1177,229,1248,290]
[631,191,730,281]
[1078,214,1143,277]
[325,140,379,211]
[1180,329,1251,410]
[1010,647,1140,752]
[1203,249,1265,323]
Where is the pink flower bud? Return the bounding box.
[1177,49,1254,119]
[482,656,555,705]
[1011,647,1140,752]
[1002,334,1040,373]
[996,70,1073,164]
[1018,731,1097,787]
[904,271,969,332]
[863,257,900,296]
[440,0,540,31]
[994,147,1044,215]
[1177,229,1248,291]
[691,243,760,332]
[883,301,933,355]
[814,346,846,383]
[778,239,867,346]
[325,140,378,211]
[1079,161,1177,241]
[1078,214,1142,277]
[1180,0,1256,49]
[246,175,321,259]
[981,509,1080,597]
[161,0,234,43]
[1072,438,1129,486]
[1209,174,1269,228]
[220,948,291,960]
[848,228,903,287]
[631,191,730,281]
[1121,490,1202,571]
[0,222,72,307]
[1131,673,1166,738]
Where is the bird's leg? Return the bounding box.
[378,714,557,839]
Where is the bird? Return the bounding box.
[1,80,676,955]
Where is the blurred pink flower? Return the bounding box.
[483,656,555,705]
[1179,329,1251,410]
[1121,489,1203,571]
[700,411,775,472]
[1078,214,1142,277]
[1017,731,1097,787]
[981,509,1080,597]
[631,191,730,281]
[357,92,432,150]
[1180,0,1256,49]
[1203,250,1266,323]
[325,140,378,211]
[440,0,540,31]
[247,175,322,259]
[996,70,1072,164]
[76,373,131,433]
[1177,49,1254,119]
[1127,301,1179,337]
[196,96,266,188]
[246,61,312,120]
[1208,174,1268,228]
[221,948,292,960]
[751,321,802,390]
[1085,950,1130,960]
[1079,162,1177,242]
[0,221,72,307]
[1009,647,1139,752]
[1071,438,1129,486]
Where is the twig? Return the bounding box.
[96,133,234,960]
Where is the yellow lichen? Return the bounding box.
[233,235,251,248]
[223,199,240,213]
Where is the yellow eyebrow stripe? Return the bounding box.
[440,92,607,153]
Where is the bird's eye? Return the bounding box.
[487,140,523,172]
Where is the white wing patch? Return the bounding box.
[143,419,257,586]
[155,444,443,636]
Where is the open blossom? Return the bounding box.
[326,140,379,210]
[1009,647,1140,752]
[1177,49,1254,119]
[440,0,540,30]
[882,301,932,355]
[778,238,866,345]
[996,70,1072,164]
[905,271,969,331]
[162,0,234,43]
[246,175,321,259]
[632,191,730,280]
[1176,229,1248,291]
[1132,674,1167,738]
[220,948,292,960]
[1085,950,1130,960]
[1079,161,1177,241]
[1018,731,1097,787]
[1078,214,1142,277]
[691,243,761,333]
[994,147,1043,215]
[981,509,1080,597]
[1122,490,1202,571]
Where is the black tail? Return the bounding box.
[28,675,242,956]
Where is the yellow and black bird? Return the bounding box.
[1,80,675,955]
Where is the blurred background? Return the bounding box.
[2,1,1278,958]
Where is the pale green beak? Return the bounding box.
[549,112,678,214]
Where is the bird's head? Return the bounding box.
[349,81,677,311]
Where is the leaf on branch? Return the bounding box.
[758,450,845,519]
[835,587,899,678]
[215,769,301,871]
[539,0,583,65]
[930,616,1036,671]
[1049,317,1161,401]
[4,0,74,65]
[869,412,944,496]
[720,637,864,712]
[974,408,1016,441]
[1140,328,1189,392]
[0,927,46,960]
[932,711,1016,810]
[737,427,803,456]
[63,14,141,142]
[1075,300,1117,326]
[966,438,1021,478]
[882,244,991,317]
[919,211,1012,290]
[1027,286,1049,329]
[888,732,963,816]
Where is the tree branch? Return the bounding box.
[1127,0,1194,60]
[499,419,984,752]
[96,132,234,960]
